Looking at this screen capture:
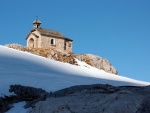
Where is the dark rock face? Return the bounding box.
[1,84,150,113]
[136,96,150,113]
[9,85,48,99]
[0,96,10,113]
[30,85,150,113]
[9,85,49,108]
[0,85,49,113]
[51,84,119,98]
[0,95,19,113]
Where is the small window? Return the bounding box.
[68,42,72,47]
[64,40,66,50]
[51,39,55,45]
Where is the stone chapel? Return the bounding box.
[26,19,73,53]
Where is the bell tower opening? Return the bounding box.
[33,17,42,29]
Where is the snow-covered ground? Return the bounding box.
[5,102,31,113]
[0,45,150,113]
[0,45,149,96]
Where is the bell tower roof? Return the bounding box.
[33,17,42,29]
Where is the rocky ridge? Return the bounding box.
[5,44,118,75]
[30,85,150,113]
[1,84,150,113]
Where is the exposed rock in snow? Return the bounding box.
[75,54,118,74]
[0,85,49,113]
[2,84,150,113]
[1,44,150,113]
[30,85,150,113]
[1,84,150,113]
[9,85,48,98]
[5,44,118,74]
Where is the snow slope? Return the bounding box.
[6,102,31,113]
[0,45,149,96]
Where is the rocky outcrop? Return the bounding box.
[9,85,48,98]
[0,95,17,113]
[9,85,49,109]
[75,54,118,74]
[0,85,49,113]
[30,85,150,113]
[5,44,118,74]
[1,84,150,113]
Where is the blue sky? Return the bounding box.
[0,0,150,82]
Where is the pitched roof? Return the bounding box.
[33,19,42,24]
[37,28,73,41]
[26,28,73,41]
[37,28,65,38]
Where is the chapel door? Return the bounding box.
[28,38,34,48]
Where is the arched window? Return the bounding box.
[51,39,55,45]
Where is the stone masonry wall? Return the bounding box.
[27,30,72,53]
[27,34,38,48]
[27,31,41,48]
[65,40,72,53]
[41,35,72,53]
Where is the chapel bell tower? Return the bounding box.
[33,17,42,29]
